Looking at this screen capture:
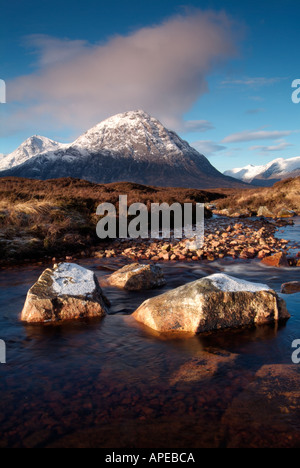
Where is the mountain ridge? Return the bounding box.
[224,156,300,187]
[0,110,247,189]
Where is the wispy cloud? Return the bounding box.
[245,108,265,115]
[192,140,226,156]
[3,10,238,137]
[222,129,294,143]
[221,76,286,88]
[181,120,214,133]
[249,140,294,153]
[249,96,265,102]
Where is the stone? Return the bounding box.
[170,350,238,385]
[21,263,109,323]
[281,282,300,294]
[261,252,289,268]
[257,249,271,259]
[257,206,274,218]
[108,263,166,290]
[239,249,256,259]
[277,208,296,218]
[133,273,289,334]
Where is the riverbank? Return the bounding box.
[0,177,219,266]
[212,176,300,218]
[93,217,298,264]
[1,177,300,268]
[1,216,299,270]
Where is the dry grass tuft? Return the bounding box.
[214,177,300,216]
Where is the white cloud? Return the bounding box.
[191,140,226,156]
[222,129,294,144]
[2,10,238,137]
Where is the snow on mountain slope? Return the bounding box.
[72,110,195,164]
[224,157,300,186]
[0,136,66,171]
[0,110,247,189]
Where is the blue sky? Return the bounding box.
[1,0,300,172]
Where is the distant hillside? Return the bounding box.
[224,157,300,187]
[214,177,300,217]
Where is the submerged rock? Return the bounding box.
[108,263,166,290]
[133,273,289,334]
[170,349,238,385]
[281,281,300,294]
[221,364,300,448]
[21,263,109,323]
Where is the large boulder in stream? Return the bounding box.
[21,263,109,323]
[133,273,289,334]
[108,263,166,290]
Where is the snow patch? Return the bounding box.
[52,263,96,297]
[206,273,271,292]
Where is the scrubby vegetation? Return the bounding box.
[0,177,225,264]
[1,176,298,265]
[213,177,300,217]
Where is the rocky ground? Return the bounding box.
[90,217,299,266]
[2,215,299,270]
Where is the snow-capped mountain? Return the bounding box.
[0,135,65,171]
[224,157,300,187]
[0,110,246,188]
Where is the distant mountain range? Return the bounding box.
[224,157,300,187]
[0,110,246,189]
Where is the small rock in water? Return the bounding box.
[21,263,109,323]
[108,263,166,290]
[281,282,300,294]
[257,206,274,218]
[261,252,289,268]
[133,273,289,334]
[277,208,296,218]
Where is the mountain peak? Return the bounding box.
[73,109,184,161]
[83,110,163,135]
[0,135,61,171]
[0,110,246,189]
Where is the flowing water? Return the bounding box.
[0,219,300,448]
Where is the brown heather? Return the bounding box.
[213,177,300,216]
[0,177,225,264]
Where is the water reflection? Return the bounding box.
[0,221,300,447]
